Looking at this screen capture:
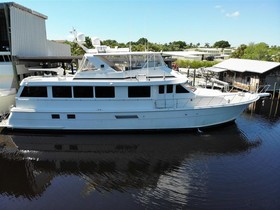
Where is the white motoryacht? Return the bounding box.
[0,49,269,131]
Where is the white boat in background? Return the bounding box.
[0,53,17,118]
[0,32,269,131]
[0,88,16,117]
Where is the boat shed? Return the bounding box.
[1,2,72,87]
[205,58,280,92]
[0,2,70,57]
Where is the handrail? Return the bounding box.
[258,85,270,93]
[0,51,11,62]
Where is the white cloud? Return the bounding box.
[226,11,240,17]
[215,5,240,18]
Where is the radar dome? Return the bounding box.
[91,37,101,46]
[77,33,86,43]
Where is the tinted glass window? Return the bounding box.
[52,86,72,98]
[73,86,93,98]
[167,85,173,93]
[128,86,150,98]
[67,114,76,119]
[52,114,60,119]
[159,85,164,94]
[95,86,115,98]
[20,86,48,97]
[176,85,189,93]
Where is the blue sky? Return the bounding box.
[4,0,280,47]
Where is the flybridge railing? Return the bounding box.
[257,85,270,93]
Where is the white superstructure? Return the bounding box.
[0,50,268,131]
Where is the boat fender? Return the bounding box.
[197,128,203,134]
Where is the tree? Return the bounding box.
[65,40,84,56]
[85,37,93,49]
[269,46,280,62]
[204,43,210,48]
[101,39,119,47]
[167,41,187,51]
[136,38,149,45]
[231,44,247,58]
[242,42,270,61]
[213,40,231,48]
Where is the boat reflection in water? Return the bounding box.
[0,124,261,207]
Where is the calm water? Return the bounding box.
[0,100,280,210]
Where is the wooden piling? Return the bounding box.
[269,82,277,117]
[274,85,280,117]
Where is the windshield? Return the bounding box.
[103,54,165,71]
[79,57,97,71]
[78,53,166,72]
[182,82,197,92]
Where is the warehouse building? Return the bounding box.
[0,2,71,89]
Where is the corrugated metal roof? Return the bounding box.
[211,58,280,74]
[0,2,47,19]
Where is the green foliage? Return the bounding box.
[136,38,149,45]
[242,42,270,60]
[230,42,280,62]
[101,39,119,47]
[269,46,280,62]
[64,40,84,56]
[85,37,93,49]
[175,59,219,69]
[213,40,231,48]
[231,44,247,58]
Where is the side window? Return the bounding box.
[20,86,48,97]
[167,85,173,93]
[176,85,189,93]
[95,86,115,98]
[159,85,164,94]
[73,86,93,98]
[52,86,72,98]
[128,86,150,98]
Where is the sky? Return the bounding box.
[2,0,280,47]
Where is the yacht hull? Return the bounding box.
[2,103,249,131]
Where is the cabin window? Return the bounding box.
[167,85,173,93]
[73,86,93,98]
[159,85,164,94]
[128,86,150,98]
[52,86,72,98]
[67,114,76,119]
[52,114,60,119]
[20,86,48,97]
[176,85,189,93]
[95,86,115,98]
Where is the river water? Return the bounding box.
[0,99,280,210]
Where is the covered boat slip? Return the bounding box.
[205,58,280,92]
